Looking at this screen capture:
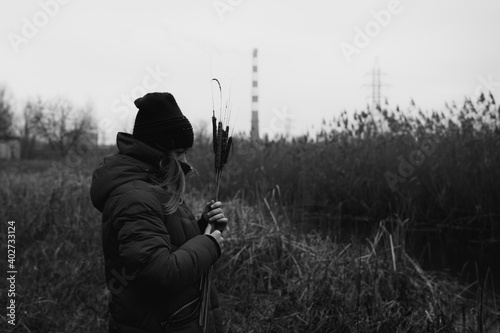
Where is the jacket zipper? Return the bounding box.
[168,297,200,324]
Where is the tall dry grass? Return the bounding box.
[1,160,107,332]
[1,95,499,332]
[1,159,498,332]
[188,95,500,235]
[186,96,500,288]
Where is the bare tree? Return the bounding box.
[0,86,14,137]
[19,98,43,159]
[32,97,95,157]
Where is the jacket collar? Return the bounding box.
[116,132,166,168]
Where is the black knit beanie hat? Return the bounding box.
[132,92,194,151]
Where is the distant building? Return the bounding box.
[0,136,21,160]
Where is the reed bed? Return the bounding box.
[187,96,500,248]
[0,162,107,332]
[199,194,500,332]
[0,95,499,332]
[1,161,497,332]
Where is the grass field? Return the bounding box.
[1,96,499,332]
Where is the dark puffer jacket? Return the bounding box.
[90,133,222,333]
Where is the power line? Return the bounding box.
[364,57,389,110]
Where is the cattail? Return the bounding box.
[221,128,228,168]
[223,136,232,165]
[212,113,217,154]
[216,122,223,172]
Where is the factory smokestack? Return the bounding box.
[250,48,259,140]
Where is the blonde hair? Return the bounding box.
[149,152,186,215]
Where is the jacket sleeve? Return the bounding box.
[113,189,220,293]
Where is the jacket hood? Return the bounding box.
[90,132,165,212]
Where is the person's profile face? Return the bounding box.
[173,148,189,164]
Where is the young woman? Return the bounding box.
[90,92,227,333]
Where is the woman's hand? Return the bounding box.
[204,225,224,248]
[202,200,228,233]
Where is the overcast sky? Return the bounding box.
[1,0,499,143]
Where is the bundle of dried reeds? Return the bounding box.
[199,78,233,332]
